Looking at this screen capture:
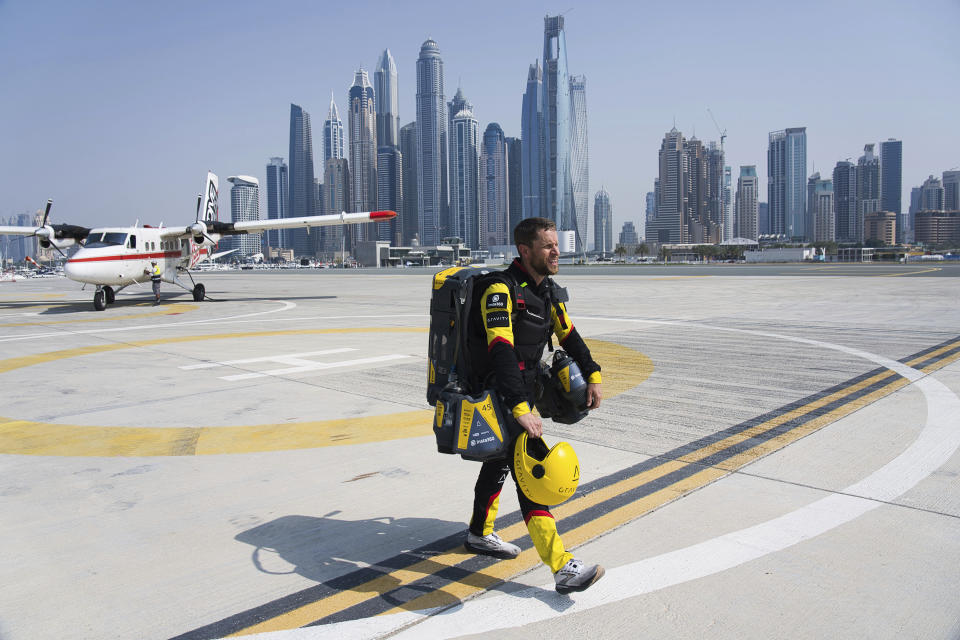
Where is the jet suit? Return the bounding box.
[467,258,601,572]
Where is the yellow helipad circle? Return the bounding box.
[0,329,652,457]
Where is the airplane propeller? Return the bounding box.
[41,199,53,227]
[28,199,90,260]
[32,199,68,260]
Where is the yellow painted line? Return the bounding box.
[0,303,198,326]
[904,340,960,368]
[671,369,899,466]
[0,293,66,299]
[0,334,650,457]
[920,349,960,374]
[869,267,942,277]
[379,372,915,620]
[232,363,912,634]
[650,276,711,280]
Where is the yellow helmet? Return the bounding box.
[513,432,580,506]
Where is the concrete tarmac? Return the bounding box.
[0,263,958,640]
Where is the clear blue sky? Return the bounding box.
[2,0,958,238]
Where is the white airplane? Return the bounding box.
[0,172,396,310]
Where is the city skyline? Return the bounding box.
[2,0,958,240]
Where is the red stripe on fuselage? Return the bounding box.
[68,250,198,263]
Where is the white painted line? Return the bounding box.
[0,300,298,343]
[240,322,960,640]
[179,349,356,370]
[219,354,413,381]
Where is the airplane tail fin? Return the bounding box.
[196,172,219,223]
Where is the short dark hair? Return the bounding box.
[514,217,556,248]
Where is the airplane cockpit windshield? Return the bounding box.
[85,232,129,248]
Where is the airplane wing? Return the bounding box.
[0,201,90,248]
[0,223,91,245]
[0,225,40,236]
[170,210,397,241]
[218,210,396,234]
[207,248,238,261]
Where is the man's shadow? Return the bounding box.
[235,512,569,617]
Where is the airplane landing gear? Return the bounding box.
[93,289,106,311]
[192,283,205,301]
[103,286,115,305]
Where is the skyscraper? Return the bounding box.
[322,158,350,257]
[909,186,922,239]
[943,170,960,211]
[879,139,903,240]
[520,61,544,221]
[594,188,612,254]
[735,166,759,240]
[542,15,574,235]
[348,68,378,248]
[704,141,725,242]
[374,49,400,149]
[227,176,261,257]
[416,39,448,245]
[399,122,419,245]
[265,157,288,252]
[833,161,858,242]
[288,103,317,256]
[920,175,945,211]
[723,165,733,241]
[323,94,345,165]
[649,127,685,243]
[377,146,403,243]
[807,173,834,243]
[569,74,588,252]
[768,127,807,239]
[857,144,881,230]
[506,136,523,236]
[449,106,479,248]
[448,87,472,148]
[619,221,638,246]
[645,191,656,235]
[480,123,509,249]
[684,136,711,242]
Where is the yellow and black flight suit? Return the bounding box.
[467,258,601,572]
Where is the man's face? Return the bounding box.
[520,228,560,278]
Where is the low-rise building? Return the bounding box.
[914,210,960,246]
[864,211,897,246]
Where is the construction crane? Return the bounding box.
[707,108,727,152]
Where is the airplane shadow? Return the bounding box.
[0,298,162,314]
[200,295,337,303]
[0,294,337,314]
[234,512,566,619]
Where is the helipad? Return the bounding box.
[1,264,958,640]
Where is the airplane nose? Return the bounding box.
[64,259,93,283]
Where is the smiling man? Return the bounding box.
[463,216,605,594]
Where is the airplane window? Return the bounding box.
[129,235,137,249]
[85,232,128,248]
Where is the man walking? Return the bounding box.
[463,217,605,594]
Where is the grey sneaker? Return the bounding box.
[554,558,604,594]
[464,531,520,559]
